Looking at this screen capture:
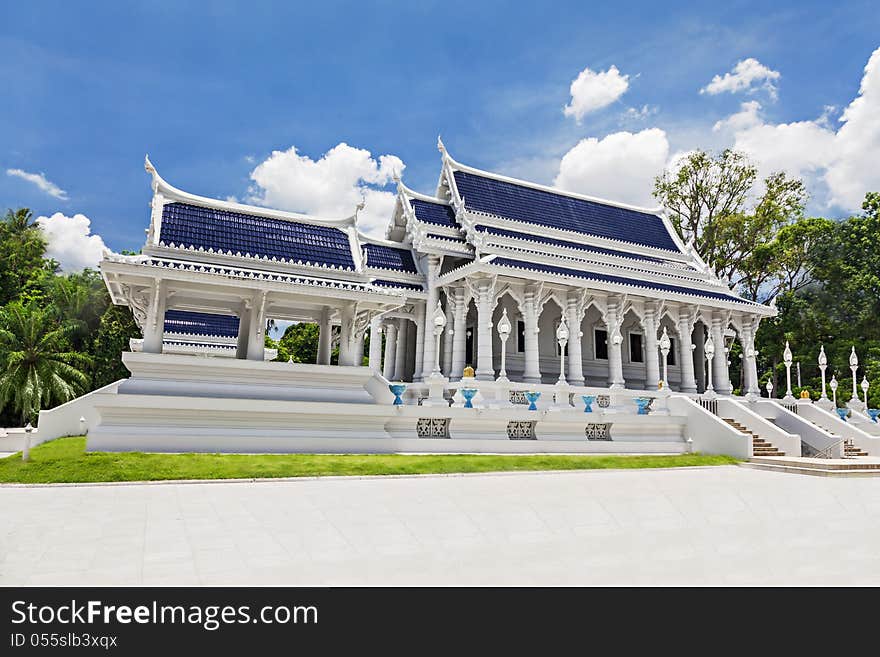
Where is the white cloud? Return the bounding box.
[624,104,658,121]
[712,100,763,132]
[6,168,69,200]
[248,143,404,237]
[36,212,109,272]
[700,58,781,99]
[711,46,880,211]
[563,65,630,122]
[553,128,669,207]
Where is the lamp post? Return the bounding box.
[783,341,795,402]
[849,347,860,410]
[431,300,446,376]
[22,422,33,462]
[797,361,802,389]
[658,326,671,390]
[704,333,716,398]
[556,315,569,385]
[818,345,829,401]
[496,308,511,381]
[766,380,773,399]
[862,376,870,410]
[830,375,838,407]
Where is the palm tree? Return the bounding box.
[0,302,93,424]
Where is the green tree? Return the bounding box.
[0,208,53,305]
[273,323,322,363]
[0,303,93,424]
[47,269,109,351]
[654,152,810,301]
[90,304,139,388]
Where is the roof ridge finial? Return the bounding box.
[437,134,447,156]
[354,194,366,222]
[144,154,155,175]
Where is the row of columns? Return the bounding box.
[139,281,374,366]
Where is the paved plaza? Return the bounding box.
[2,465,879,586]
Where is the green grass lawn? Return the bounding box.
[0,437,739,484]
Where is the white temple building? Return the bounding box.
[35,140,880,459]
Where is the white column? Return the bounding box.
[565,290,585,386]
[605,299,625,389]
[142,280,167,354]
[353,330,366,366]
[472,279,496,381]
[442,299,454,376]
[677,310,698,393]
[413,302,426,381]
[450,287,468,380]
[711,314,732,395]
[246,291,268,361]
[742,319,759,397]
[520,284,545,384]
[642,304,661,391]
[337,303,356,366]
[368,317,383,371]
[382,321,397,380]
[317,307,332,365]
[235,302,250,360]
[394,317,408,381]
[420,255,442,380]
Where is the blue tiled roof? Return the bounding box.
[475,225,688,267]
[363,243,418,272]
[491,257,756,305]
[371,279,424,291]
[453,171,679,252]
[164,310,240,337]
[159,202,355,269]
[410,199,457,227]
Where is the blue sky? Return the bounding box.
[2,1,879,265]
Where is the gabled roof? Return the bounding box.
[159,202,356,270]
[362,242,418,273]
[452,169,679,252]
[410,198,457,227]
[164,310,240,337]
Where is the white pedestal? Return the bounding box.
[421,373,449,407]
[815,397,835,411]
[490,376,513,408]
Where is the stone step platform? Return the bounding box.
[742,456,880,477]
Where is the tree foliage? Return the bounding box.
[0,302,93,424]
[654,151,816,302]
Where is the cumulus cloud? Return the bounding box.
[36,212,109,272]
[563,65,630,122]
[700,58,781,99]
[553,128,669,207]
[248,143,404,237]
[6,168,69,200]
[711,47,880,210]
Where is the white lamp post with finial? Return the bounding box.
[782,341,795,403]
[422,300,449,407]
[816,345,832,409]
[552,315,571,410]
[830,375,838,408]
[496,308,511,382]
[703,333,716,399]
[848,347,863,411]
[659,326,671,390]
[766,380,773,399]
[862,376,870,412]
[492,307,514,408]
